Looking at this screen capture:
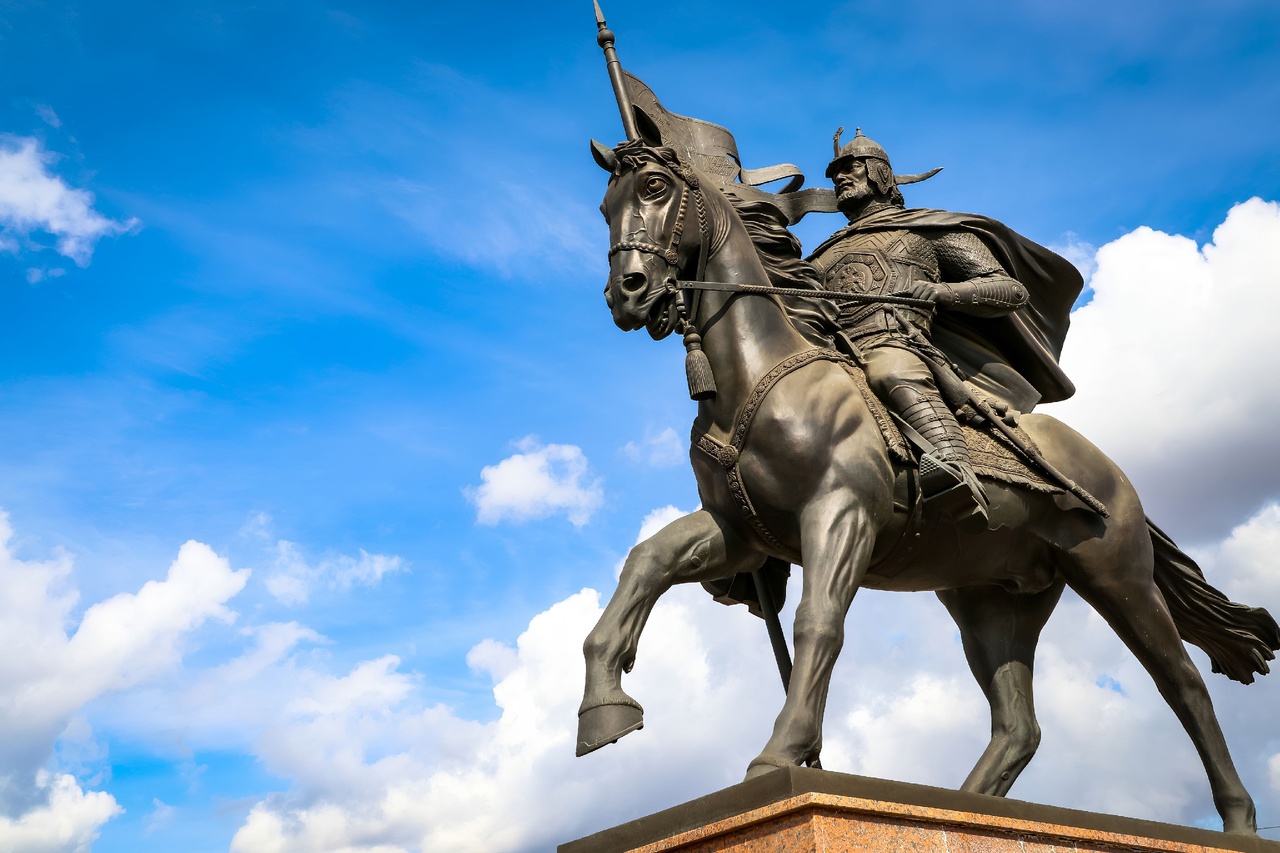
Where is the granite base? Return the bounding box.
[559,768,1280,853]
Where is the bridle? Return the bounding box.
[606,152,715,342]
[606,178,688,268]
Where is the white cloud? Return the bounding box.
[0,511,249,850]
[621,427,686,468]
[265,539,406,607]
[1190,502,1280,606]
[0,136,138,267]
[0,772,120,853]
[1046,198,1280,539]
[240,513,405,606]
[468,437,603,527]
[228,584,779,853]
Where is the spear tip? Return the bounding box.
[593,0,606,28]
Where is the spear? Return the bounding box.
[593,1,640,141]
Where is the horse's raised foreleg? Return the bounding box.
[937,579,1064,796]
[1063,525,1257,835]
[577,509,761,756]
[746,496,875,777]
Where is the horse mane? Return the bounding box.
[724,193,840,343]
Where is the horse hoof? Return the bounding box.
[744,757,790,781]
[576,703,644,756]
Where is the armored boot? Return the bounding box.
[887,383,989,521]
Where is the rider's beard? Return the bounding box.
[836,180,874,214]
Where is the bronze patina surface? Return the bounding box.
[577,3,1279,837]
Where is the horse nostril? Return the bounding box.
[604,286,615,309]
[620,272,646,296]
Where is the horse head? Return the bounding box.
[594,139,707,340]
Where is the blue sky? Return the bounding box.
[1,1,1279,851]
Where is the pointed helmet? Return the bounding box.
[825,126,942,185]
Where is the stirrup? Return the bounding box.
[919,452,989,522]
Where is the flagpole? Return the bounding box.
[593,1,640,141]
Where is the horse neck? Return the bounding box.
[694,218,812,430]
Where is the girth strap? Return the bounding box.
[692,348,853,562]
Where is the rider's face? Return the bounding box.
[834,158,872,206]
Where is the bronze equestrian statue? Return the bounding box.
[576,5,1279,836]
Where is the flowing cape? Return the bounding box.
[808,207,1084,409]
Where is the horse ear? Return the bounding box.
[634,108,663,147]
[590,139,617,172]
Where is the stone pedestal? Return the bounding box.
[559,768,1280,853]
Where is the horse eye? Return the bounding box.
[643,176,667,196]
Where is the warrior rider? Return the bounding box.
[808,128,1084,518]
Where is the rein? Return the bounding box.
[677,279,936,310]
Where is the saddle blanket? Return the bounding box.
[840,360,1062,495]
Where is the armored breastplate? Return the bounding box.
[810,229,940,335]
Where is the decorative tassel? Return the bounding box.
[683,326,716,401]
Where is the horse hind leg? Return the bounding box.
[1061,522,1257,835]
[937,579,1064,797]
[578,509,761,757]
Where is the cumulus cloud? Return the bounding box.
[621,427,686,468]
[0,772,121,853]
[0,136,138,267]
[228,583,781,853]
[468,437,603,527]
[1045,198,1280,540]
[1192,502,1280,606]
[225,507,1280,852]
[0,511,249,850]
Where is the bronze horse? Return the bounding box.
[577,140,1278,834]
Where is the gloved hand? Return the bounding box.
[892,279,940,305]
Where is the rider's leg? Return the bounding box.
[578,509,760,755]
[863,344,987,516]
[937,579,1064,796]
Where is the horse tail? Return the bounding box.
[1149,517,1280,684]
